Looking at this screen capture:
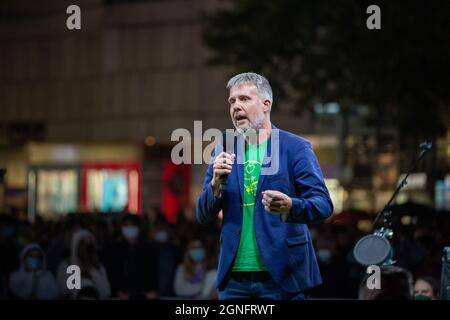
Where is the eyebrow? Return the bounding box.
[228,94,251,103]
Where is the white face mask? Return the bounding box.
[316,249,332,263]
[122,226,139,241]
[154,230,168,243]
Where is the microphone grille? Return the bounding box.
[353,234,392,266]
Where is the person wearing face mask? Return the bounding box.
[358,266,414,300]
[151,222,180,297]
[56,229,111,299]
[414,276,439,300]
[310,234,350,299]
[102,213,158,299]
[9,243,60,300]
[316,248,333,265]
[174,239,217,299]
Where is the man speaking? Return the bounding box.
[196,72,333,300]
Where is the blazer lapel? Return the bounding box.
[233,127,279,203]
[234,134,245,203]
[256,126,279,196]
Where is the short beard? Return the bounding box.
[250,112,265,131]
[236,123,261,137]
[236,113,265,140]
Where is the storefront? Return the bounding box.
[27,164,79,221]
[81,162,141,214]
[17,142,143,221]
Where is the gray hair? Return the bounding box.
[226,72,273,103]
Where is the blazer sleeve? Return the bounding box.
[283,141,334,224]
[195,150,223,225]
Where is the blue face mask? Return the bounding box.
[27,256,42,271]
[122,225,139,241]
[154,230,168,243]
[189,248,206,262]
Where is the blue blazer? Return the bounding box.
[196,126,333,293]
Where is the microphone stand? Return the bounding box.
[370,141,432,264]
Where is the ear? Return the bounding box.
[263,99,271,113]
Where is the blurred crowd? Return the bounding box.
[308,212,449,300]
[0,206,448,300]
[0,206,219,300]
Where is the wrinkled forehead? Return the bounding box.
[228,83,258,98]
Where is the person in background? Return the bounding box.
[0,270,5,298]
[143,206,165,226]
[103,213,158,299]
[0,215,20,296]
[310,232,350,298]
[46,214,83,275]
[56,229,111,299]
[414,276,439,300]
[176,206,201,249]
[358,265,414,300]
[9,243,60,300]
[174,239,217,299]
[150,219,180,298]
[76,286,100,300]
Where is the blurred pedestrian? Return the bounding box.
[0,215,20,291]
[414,276,439,300]
[150,219,180,297]
[56,229,111,299]
[358,265,413,300]
[9,243,60,300]
[103,213,158,299]
[174,239,216,299]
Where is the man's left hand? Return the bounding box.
[261,190,292,214]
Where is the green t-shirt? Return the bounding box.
[232,140,268,271]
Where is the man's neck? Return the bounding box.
[245,122,272,145]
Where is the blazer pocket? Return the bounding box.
[285,234,309,247]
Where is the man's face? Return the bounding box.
[228,83,269,132]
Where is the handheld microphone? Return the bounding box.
[219,172,228,193]
[219,131,231,194]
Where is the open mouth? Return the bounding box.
[235,114,247,122]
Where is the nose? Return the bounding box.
[231,103,243,114]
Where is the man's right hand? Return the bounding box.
[211,152,235,196]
